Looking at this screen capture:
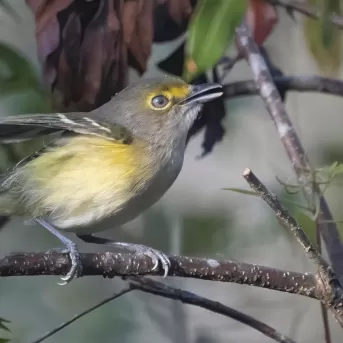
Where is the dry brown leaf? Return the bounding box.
[123,0,143,44]
[30,0,73,34]
[53,12,81,108]
[167,0,192,25]
[26,0,73,88]
[75,0,126,110]
[28,0,189,111]
[125,0,154,73]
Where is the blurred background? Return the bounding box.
[0,0,343,342]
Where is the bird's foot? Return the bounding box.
[47,245,83,285]
[117,243,171,277]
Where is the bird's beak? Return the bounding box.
[180,83,223,105]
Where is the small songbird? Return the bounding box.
[0,76,223,284]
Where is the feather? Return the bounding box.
[0,112,133,144]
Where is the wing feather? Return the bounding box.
[0,113,133,144]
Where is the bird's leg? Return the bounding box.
[34,218,82,285]
[77,234,171,277]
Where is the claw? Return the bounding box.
[54,245,82,286]
[140,245,171,277]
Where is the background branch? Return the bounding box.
[223,75,343,99]
[129,277,298,343]
[30,276,298,343]
[267,0,343,29]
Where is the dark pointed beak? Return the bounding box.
[180,83,223,105]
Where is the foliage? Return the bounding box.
[183,0,248,81]
[303,0,342,74]
[0,318,11,343]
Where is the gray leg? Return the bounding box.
[35,218,82,285]
[77,234,171,277]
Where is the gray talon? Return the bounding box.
[57,244,82,286]
[140,246,170,277]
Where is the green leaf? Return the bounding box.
[0,317,11,343]
[0,42,42,97]
[303,0,342,74]
[0,318,10,333]
[183,0,248,81]
[222,187,259,196]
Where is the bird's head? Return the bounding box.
[96,76,223,143]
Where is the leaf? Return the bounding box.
[123,0,154,74]
[153,0,194,42]
[303,0,342,75]
[0,318,10,333]
[184,0,248,81]
[245,0,278,45]
[0,317,11,343]
[0,42,46,98]
[222,188,259,196]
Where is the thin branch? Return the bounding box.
[235,21,343,282]
[267,0,343,29]
[129,277,297,343]
[243,168,333,279]
[242,167,343,328]
[0,251,317,297]
[31,275,299,343]
[223,75,343,99]
[30,287,132,343]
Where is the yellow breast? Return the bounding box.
[17,135,155,222]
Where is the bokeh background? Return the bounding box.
[1,1,343,342]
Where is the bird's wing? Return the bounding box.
[0,112,133,144]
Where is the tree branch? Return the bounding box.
[267,0,343,29]
[235,21,343,283]
[242,167,343,328]
[31,287,133,343]
[30,275,299,343]
[129,277,298,343]
[224,75,343,99]
[0,251,318,297]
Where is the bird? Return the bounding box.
[0,76,223,284]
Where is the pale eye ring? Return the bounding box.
[151,95,169,108]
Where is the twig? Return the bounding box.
[129,277,297,343]
[30,287,132,343]
[223,75,343,99]
[235,21,343,282]
[242,167,343,328]
[0,251,317,297]
[267,0,343,29]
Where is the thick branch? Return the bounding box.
[235,22,343,282]
[224,75,343,99]
[243,168,343,328]
[0,251,318,297]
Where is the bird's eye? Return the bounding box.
[151,95,169,108]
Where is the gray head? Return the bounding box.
[93,76,223,144]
